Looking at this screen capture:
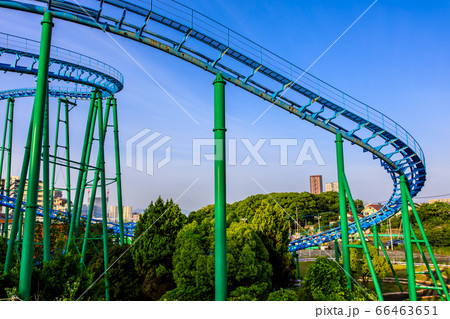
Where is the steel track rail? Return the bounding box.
[0,31,124,94]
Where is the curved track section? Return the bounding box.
[0,86,99,99]
[0,0,426,249]
[0,31,124,94]
[0,194,135,236]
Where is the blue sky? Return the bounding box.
[0,0,449,212]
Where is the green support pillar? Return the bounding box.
[18,11,54,300]
[336,133,383,300]
[64,99,72,223]
[74,97,98,236]
[80,95,111,266]
[335,133,351,289]
[343,176,383,300]
[405,189,450,300]
[96,93,110,301]
[399,175,417,301]
[42,94,51,263]
[3,116,33,273]
[373,224,379,256]
[50,99,62,209]
[213,73,227,301]
[334,238,340,262]
[67,92,96,246]
[0,98,14,238]
[111,98,125,245]
[375,227,404,292]
[292,252,301,280]
[50,99,72,223]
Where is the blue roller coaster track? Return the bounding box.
[0,0,426,251]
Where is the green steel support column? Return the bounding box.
[292,252,301,279]
[373,225,379,256]
[3,98,14,238]
[67,92,96,246]
[17,211,23,240]
[399,175,417,301]
[19,11,54,300]
[405,185,449,300]
[96,92,110,301]
[64,99,72,224]
[111,97,124,245]
[3,116,33,273]
[376,228,403,292]
[50,98,62,209]
[213,73,227,301]
[42,94,51,263]
[335,133,351,289]
[80,170,100,267]
[80,97,111,265]
[342,173,383,300]
[0,99,11,199]
[0,98,11,237]
[74,98,99,236]
[409,224,444,300]
[334,238,340,262]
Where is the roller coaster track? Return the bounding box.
[0,0,426,251]
[0,30,127,236]
[0,86,98,99]
[0,193,136,236]
[0,31,123,94]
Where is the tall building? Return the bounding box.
[87,195,109,220]
[310,175,323,194]
[123,206,133,221]
[109,205,133,222]
[325,181,339,192]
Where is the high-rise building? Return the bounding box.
[310,175,323,194]
[108,205,133,222]
[87,195,109,220]
[325,181,339,192]
[123,206,133,221]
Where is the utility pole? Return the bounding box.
[314,215,322,231]
[389,218,393,250]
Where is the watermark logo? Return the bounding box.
[126,129,172,175]
[127,129,325,175]
[193,138,325,166]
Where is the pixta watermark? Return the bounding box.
[126,129,325,175]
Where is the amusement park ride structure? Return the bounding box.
[0,0,448,301]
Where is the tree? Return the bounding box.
[226,222,272,293]
[131,197,186,300]
[164,219,214,300]
[31,251,92,301]
[301,257,370,301]
[350,242,389,287]
[251,199,296,289]
[228,283,270,301]
[267,288,298,301]
[163,220,272,300]
[88,243,142,300]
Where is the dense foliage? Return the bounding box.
[380,202,450,247]
[131,197,187,300]
[300,257,371,301]
[349,242,389,287]
[1,191,384,301]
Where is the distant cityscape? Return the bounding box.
[0,176,143,225]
